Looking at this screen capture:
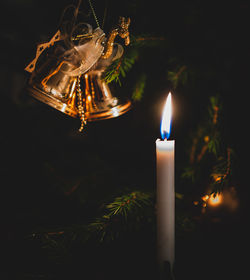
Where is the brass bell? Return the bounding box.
[28,63,79,118]
[26,27,106,119]
[81,72,131,122]
[26,51,131,131]
[25,18,132,131]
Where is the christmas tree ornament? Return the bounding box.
[102,16,131,59]
[25,25,105,118]
[81,43,131,124]
[24,2,132,131]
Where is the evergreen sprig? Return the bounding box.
[181,95,234,195]
[103,48,139,85]
[210,148,233,193]
[132,73,147,101]
[102,34,165,87]
[106,191,151,217]
[167,65,188,89]
[87,191,153,242]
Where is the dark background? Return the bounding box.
[1,0,249,279]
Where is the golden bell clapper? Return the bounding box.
[25,19,132,131]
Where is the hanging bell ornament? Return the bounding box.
[24,17,132,131]
[25,25,105,118]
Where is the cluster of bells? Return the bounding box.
[25,18,132,131]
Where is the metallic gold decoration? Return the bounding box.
[102,17,131,59]
[76,75,86,132]
[26,56,131,130]
[83,71,131,122]
[27,42,79,117]
[25,18,132,131]
[28,71,79,118]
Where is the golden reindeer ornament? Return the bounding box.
[102,17,131,59]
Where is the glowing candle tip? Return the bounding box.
[160,92,172,140]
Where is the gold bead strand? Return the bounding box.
[77,75,86,132]
[90,75,97,110]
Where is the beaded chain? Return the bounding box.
[76,75,86,132]
[90,75,97,110]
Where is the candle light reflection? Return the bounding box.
[160,92,172,140]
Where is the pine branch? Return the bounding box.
[27,190,153,245]
[181,166,196,182]
[102,48,139,85]
[187,96,221,164]
[167,65,188,89]
[106,191,151,216]
[210,147,234,193]
[87,191,153,242]
[182,95,234,195]
[102,34,165,86]
[132,73,147,101]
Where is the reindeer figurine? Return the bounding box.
[102,16,131,59]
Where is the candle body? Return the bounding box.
[156,139,175,272]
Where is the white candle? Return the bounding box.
[156,92,175,275]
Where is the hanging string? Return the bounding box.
[88,0,100,28]
[102,0,108,29]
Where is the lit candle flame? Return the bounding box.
[161,92,172,140]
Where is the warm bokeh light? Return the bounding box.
[208,193,223,206]
[202,195,209,202]
[201,193,223,208]
[161,92,172,140]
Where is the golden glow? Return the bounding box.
[201,195,209,202]
[213,174,223,182]
[111,107,119,117]
[102,82,111,98]
[69,78,77,98]
[161,92,172,140]
[208,193,222,206]
[201,193,223,208]
[204,136,210,143]
[61,103,67,112]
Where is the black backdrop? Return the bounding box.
[2,1,249,279]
